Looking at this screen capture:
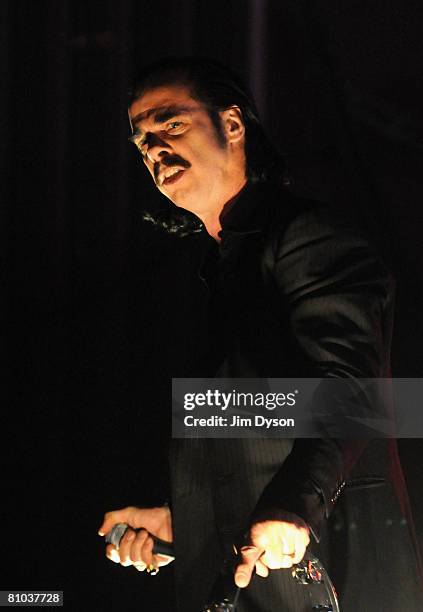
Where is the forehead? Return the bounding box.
[128,84,200,129]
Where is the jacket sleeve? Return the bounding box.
[253,203,395,541]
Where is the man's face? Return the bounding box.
[128,84,245,216]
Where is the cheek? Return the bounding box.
[186,132,224,167]
[200,138,227,167]
[193,148,224,175]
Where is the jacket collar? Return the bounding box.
[197,180,280,283]
[218,180,277,237]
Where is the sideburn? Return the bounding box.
[207,109,228,148]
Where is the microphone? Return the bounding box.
[104,522,174,557]
[104,523,240,610]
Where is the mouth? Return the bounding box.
[160,166,187,186]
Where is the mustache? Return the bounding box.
[154,155,191,182]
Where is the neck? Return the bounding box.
[198,178,248,241]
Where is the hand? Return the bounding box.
[234,511,310,588]
[98,505,174,572]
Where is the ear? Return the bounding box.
[220,106,245,144]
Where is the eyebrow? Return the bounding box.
[130,105,193,131]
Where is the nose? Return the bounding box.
[145,132,172,163]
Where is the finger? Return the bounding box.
[105,544,120,564]
[140,534,154,569]
[281,533,296,556]
[262,539,296,569]
[261,550,295,569]
[261,538,295,570]
[296,524,310,545]
[129,529,149,564]
[234,546,263,588]
[255,558,269,578]
[291,548,305,565]
[292,530,309,564]
[98,506,137,536]
[279,554,296,569]
[276,525,297,568]
[118,527,136,566]
[155,553,175,568]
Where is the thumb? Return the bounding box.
[234,546,262,588]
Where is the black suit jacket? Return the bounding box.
[167,181,422,611]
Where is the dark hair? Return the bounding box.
[129,57,285,184]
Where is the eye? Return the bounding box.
[167,121,185,133]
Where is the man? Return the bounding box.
[98,58,422,611]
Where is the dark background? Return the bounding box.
[3,1,423,610]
